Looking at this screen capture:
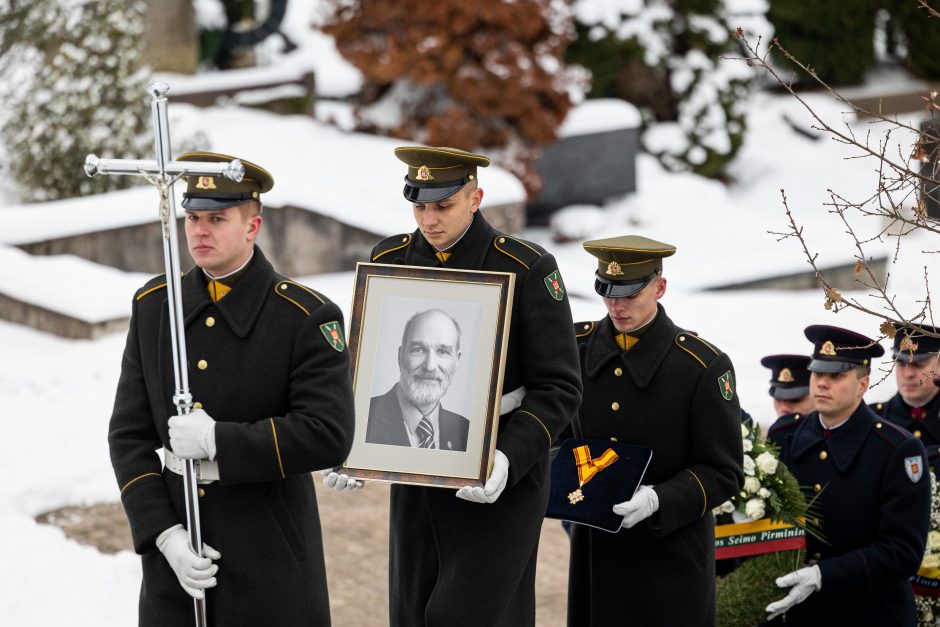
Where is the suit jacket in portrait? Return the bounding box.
[366,384,469,451]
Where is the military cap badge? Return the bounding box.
[899,336,918,352]
[416,165,433,181]
[820,340,837,356]
[606,260,624,277]
[195,176,217,190]
[778,368,794,383]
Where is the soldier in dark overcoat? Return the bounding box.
[108,153,354,626]
[564,235,744,627]
[766,324,930,627]
[760,353,815,417]
[873,324,940,452]
[326,146,582,626]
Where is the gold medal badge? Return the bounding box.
[568,445,619,505]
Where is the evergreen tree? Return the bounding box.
[0,0,151,202]
[767,0,875,87]
[568,0,760,179]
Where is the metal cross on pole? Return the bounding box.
[85,82,241,627]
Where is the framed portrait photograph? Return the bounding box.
[340,263,515,488]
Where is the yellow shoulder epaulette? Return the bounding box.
[372,233,412,262]
[135,275,168,301]
[493,234,543,270]
[273,278,326,317]
[675,332,720,368]
[575,320,595,338]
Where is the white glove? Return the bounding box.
[456,449,509,503]
[765,565,822,620]
[156,524,221,600]
[499,386,526,415]
[612,485,659,529]
[320,468,363,491]
[169,409,217,460]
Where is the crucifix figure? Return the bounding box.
[86,82,242,627]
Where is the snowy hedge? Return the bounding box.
[0,0,151,202]
[568,0,760,179]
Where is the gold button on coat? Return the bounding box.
[614,367,623,377]
[813,552,822,561]
[205,316,215,327]
[915,430,922,439]
[813,484,821,493]
[610,437,618,442]
[193,401,203,410]
[198,488,206,498]
[611,402,620,411]
[197,359,208,370]
[819,450,828,460]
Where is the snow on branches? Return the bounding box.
[0,0,151,202]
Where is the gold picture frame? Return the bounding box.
[340,262,515,488]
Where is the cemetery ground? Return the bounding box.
[38,483,571,626]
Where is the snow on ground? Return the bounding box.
[1,25,934,627]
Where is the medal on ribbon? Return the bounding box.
[568,445,619,505]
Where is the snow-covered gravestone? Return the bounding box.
[527,99,641,224]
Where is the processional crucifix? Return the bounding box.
[84,82,242,627]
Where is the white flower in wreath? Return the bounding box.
[929,530,940,551]
[745,497,766,521]
[741,424,750,439]
[758,487,770,498]
[742,438,753,453]
[924,553,940,569]
[743,455,756,476]
[755,451,778,475]
[744,476,761,494]
[719,500,736,514]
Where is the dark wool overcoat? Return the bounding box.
[566,308,744,627]
[108,248,354,626]
[768,402,930,627]
[369,212,582,627]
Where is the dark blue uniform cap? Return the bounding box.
[760,354,811,400]
[804,324,884,373]
[892,323,940,363]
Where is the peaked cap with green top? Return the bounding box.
[178,151,274,211]
[394,146,490,203]
[582,235,676,298]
